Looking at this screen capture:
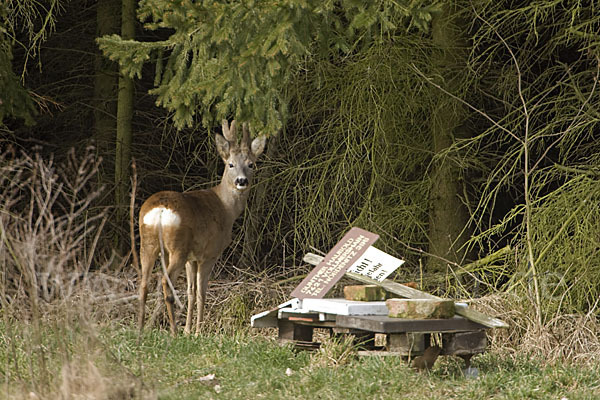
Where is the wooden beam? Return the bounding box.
[336,315,486,333]
[303,253,508,329]
[277,319,314,342]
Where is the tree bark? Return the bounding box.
[427,6,471,273]
[114,0,135,236]
[93,0,120,163]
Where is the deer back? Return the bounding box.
[140,189,231,262]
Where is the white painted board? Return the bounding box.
[251,298,302,328]
[277,308,338,322]
[251,308,278,328]
[301,298,388,316]
[347,246,404,282]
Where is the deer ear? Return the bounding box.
[251,136,267,157]
[215,134,230,160]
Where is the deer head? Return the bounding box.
[215,120,267,192]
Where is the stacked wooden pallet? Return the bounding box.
[251,253,508,372]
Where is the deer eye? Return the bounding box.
[228,163,234,168]
[248,162,255,169]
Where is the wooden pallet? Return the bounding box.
[252,251,507,370]
[275,311,487,369]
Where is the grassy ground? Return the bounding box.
[2,321,599,399]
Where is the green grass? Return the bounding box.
[2,321,599,399]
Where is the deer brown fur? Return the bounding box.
[138,120,266,335]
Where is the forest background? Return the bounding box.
[3,0,600,382]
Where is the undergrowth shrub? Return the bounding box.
[0,147,146,398]
[0,146,119,317]
[474,292,600,364]
[240,40,434,275]
[524,173,600,317]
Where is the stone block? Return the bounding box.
[386,332,425,355]
[343,285,387,301]
[441,330,487,356]
[386,298,455,319]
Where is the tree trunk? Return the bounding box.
[114,0,135,244]
[427,6,471,273]
[93,0,119,164]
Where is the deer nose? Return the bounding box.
[235,177,249,188]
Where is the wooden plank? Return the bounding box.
[357,350,413,357]
[250,307,279,328]
[291,228,378,299]
[336,314,487,333]
[453,303,508,329]
[303,252,325,266]
[292,341,321,351]
[347,271,437,300]
[278,309,337,322]
[288,316,320,323]
[277,319,314,342]
[303,253,509,329]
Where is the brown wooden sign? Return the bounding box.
[291,227,379,299]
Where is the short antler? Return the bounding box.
[221,119,238,143]
[241,123,252,152]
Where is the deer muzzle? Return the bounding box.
[235,177,249,190]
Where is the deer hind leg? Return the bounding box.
[138,243,158,331]
[184,261,198,335]
[162,253,187,336]
[195,258,216,336]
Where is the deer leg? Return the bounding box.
[184,261,198,335]
[162,254,186,336]
[138,243,158,331]
[195,259,216,336]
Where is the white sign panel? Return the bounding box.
[347,246,404,282]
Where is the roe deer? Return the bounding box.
[138,120,267,335]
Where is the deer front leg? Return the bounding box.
[184,261,198,335]
[195,259,216,336]
[162,254,186,336]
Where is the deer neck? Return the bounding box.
[211,181,250,223]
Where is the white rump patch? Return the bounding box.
[143,207,181,227]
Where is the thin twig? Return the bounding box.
[129,158,140,275]
[530,57,600,173]
[410,64,523,144]
[471,3,542,326]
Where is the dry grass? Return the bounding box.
[58,357,143,400]
[308,335,357,369]
[0,146,109,316]
[472,293,600,365]
[0,146,146,399]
